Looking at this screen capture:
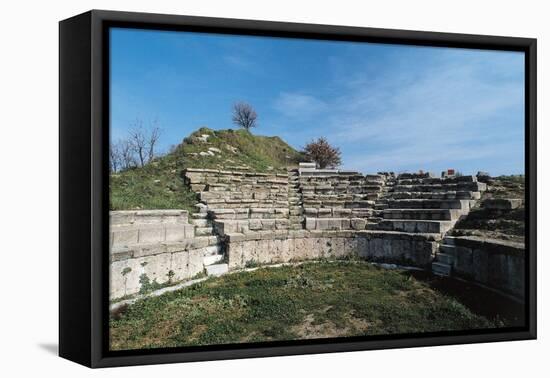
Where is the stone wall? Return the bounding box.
[440,236,525,299]
[110,210,221,298]
[225,230,437,269]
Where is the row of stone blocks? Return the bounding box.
[225,229,438,270]
[305,217,370,231]
[213,218,290,235]
[110,209,189,226]
[304,207,373,218]
[301,185,382,194]
[302,193,379,201]
[389,191,481,200]
[393,181,486,193]
[200,199,289,209]
[110,210,195,248]
[111,223,196,247]
[200,190,287,202]
[375,219,455,234]
[386,199,476,209]
[396,175,480,185]
[383,208,465,221]
[208,207,289,220]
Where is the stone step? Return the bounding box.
[206,263,229,277]
[435,252,454,265]
[214,218,290,234]
[386,199,472,210]
[393,181,487,193]
[305,217,356,231]
[397,175,477,185]
[200,190,288,200]
[110,237,220,261]
[289,208,303,216]
[110,223,195,247]
[191,219,209,227]
[202,244,221,256]
[432,262,452,276]
[195,226,214,236]
[289,224,304,230]
[203,253,224,266]
[442,236,458,245]
[209,207,290,220]
[389,191,481,200]
[377,219,454,234]
[383,208,462,221]
[110,209,190,226]
[439,243,457,254]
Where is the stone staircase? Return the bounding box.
[369,174,485,235]
[365,173,487,276]
[432,236,456,276]
[288,168,305,230]
[190,203,228,276]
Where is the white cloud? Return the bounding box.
[296,51,524,175]
[273,92,328,119]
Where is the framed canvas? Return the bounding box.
[59,10,537,368]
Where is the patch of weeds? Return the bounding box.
[244,260,260,268]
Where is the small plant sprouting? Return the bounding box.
[121,267,132,276]
[167,270,175,283]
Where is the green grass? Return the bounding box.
[110,262,501,351]
[110,127,304,211]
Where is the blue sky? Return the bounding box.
[110,28,525,175]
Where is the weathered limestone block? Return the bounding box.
[209,208,236,220]
[248,219,262,231]
[261,219,276,230]
[316,218,337,230]
[111,228,139,247]
[275,218,290,229]
[333,208,352,218]
[350,218,367,230]
[318,208,332,217]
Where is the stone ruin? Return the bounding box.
[110,163,524,301]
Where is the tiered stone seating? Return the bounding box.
[371,174,485,235]
[183,168,290,236]
[298,164,387,231]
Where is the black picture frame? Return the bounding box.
[59,9,537,368]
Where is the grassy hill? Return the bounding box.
[110,127,304,211]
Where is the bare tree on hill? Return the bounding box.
[109,142,121,173]
[232,102,258,131]
[303,137,342,169]
[119,139,137,170]
[129,120,162,167]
